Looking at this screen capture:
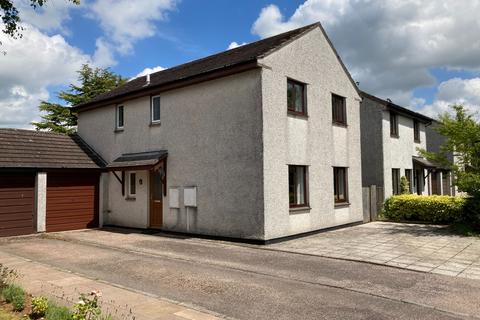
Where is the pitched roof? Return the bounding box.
[73,22,359,112]
[0,128,106,169]
[360,91,433,123]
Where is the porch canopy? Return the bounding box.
[107,150,168,196]
[412,156,439,169]
[107,150,168,171]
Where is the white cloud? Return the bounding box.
[227,41,247,50]
[0,24,91,128]
[92,37,117,67]
[88,0,178,55]
[416,78,480,120]
[252,1,480,105]
[134,66,166,79]
[17,0,78,34]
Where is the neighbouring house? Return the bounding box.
[360,91,454,199]
[0,129,105,237]
[68,22,363,241]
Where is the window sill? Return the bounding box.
[332,121,348,128]
[125,197,136,201]
[390,134,399,139]
[149,121,161,127]
[289,206,311,214]
[287,111,308,119]
[114,128,124,133]
[334,202,350,208]
[414,140,421,144]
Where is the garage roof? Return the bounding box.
[0,128,106,169]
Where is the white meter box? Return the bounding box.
[184,186,197,207]
[169,187,180,208]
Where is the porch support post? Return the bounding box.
[35,172,47,232]
[98,172,109,228]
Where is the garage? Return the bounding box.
[46,172,100,232]
[0,128,105,237]
[0,173,35,237]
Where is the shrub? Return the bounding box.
[31,296,49,318]
[46,303,73,320]
[382,194,467,223]
[72,291,111,320]
[400,176,410,194]
[2,285,26,311]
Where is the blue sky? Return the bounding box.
[0,0,479,128]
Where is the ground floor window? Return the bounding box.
[392,168,400,195]
[405,169,412,193]
[289,165,308,207]
[128,172,136,197]
[333,167,348,204]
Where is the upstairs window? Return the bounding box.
[289,165,308,208]
[332,94,347,125]
[151,95,161,123]
[287,79,306,116]
[334,167,348,204]
[116,105,124,129]
[390,112,398,137]
[414,120,420,142]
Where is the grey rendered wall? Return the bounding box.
[426,122,453,162]
[360,97,384,188]
[259,27,363,240]
[77,69,265,239]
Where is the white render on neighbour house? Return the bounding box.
[360,92,453,200]
[75,23,363,241]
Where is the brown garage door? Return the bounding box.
[46,172,99,232]
[0,173,35,237]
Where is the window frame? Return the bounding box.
[333,167,349,204]
[128,171,136,198]
[287,78,307,116]
[116,105,124,130]
[151,95,161,124]
[392,168,401,195]
[288,165,309,208]
[413,120,420,143]
[390,112,399,137]
[332,93,347,126]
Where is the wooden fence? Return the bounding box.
[362,185,384,222]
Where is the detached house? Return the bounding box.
[65,22,363,241]
[360,91,454,199]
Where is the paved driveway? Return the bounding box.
[268,222,480,279]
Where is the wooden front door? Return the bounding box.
[431,172,439,195]
[149,170,163,228]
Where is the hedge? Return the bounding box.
[382,194,467,223]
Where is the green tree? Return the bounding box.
[419,105,480,228]
[1,0,79,40]
[32,64,126,133]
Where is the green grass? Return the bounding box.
[1,285,25,312]
[45,303,72,320]
[450,222,480,237]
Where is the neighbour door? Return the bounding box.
[431,172,439,195]
[149,169,163,228]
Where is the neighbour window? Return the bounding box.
[116,105,124,129]
[128,172,136,197]
[392,168,400,195]
[333,167,348,204]
[151,95,161,123]
[289,165,308,207]
[405,169,412,193]
[414,120,420,142]
[287,79,306,116]
[332,94,347,125]
[390,112,398,137]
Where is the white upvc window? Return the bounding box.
[128,171,136,197]
[116,105,124,129]
[151,95,161,123]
